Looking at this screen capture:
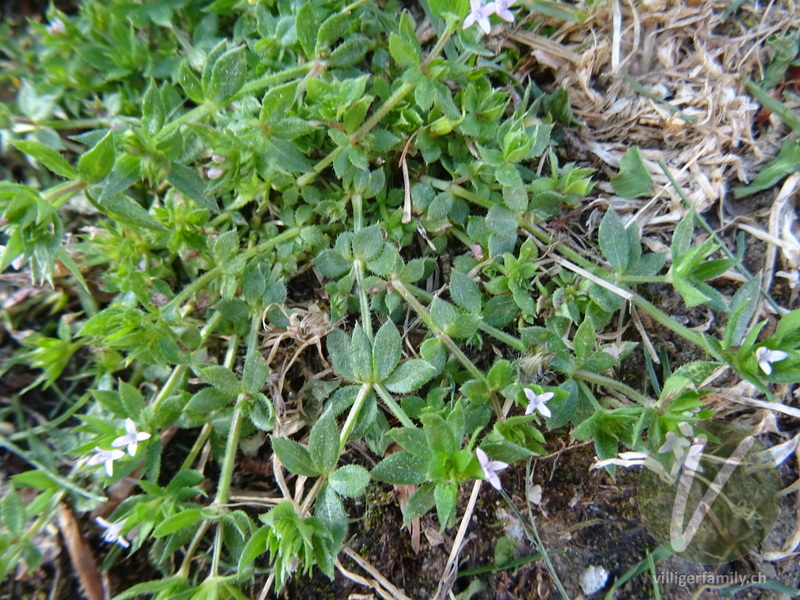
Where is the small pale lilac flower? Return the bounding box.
[682,440,705,472]
[112,418,151,457]
[493,0,515,22]
[755,347,788,375]
[207,167,224,180]
[477,448,509,490]
[95,517,130,549]
[46,18,66,36]
[658,431,691,461]
[211,154,227,164]
[87,447,125,477]
[524,388,554,418]
[463,0,496,34]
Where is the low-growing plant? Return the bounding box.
[0,0,798,597]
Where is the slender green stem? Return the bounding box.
[299,476,326,516]
[43,180,87,204]
[296,146,343,188]
[405,283,526,351]
[164,228,300,313]
[179,520,210,578]
[420,176,494,209]
[351,193,373,339]
[340,384,373,453]
[235,63,314,101]
[0,435,105,502]
[617,275,666,284]
[214,405,244,506]
[155,103,215,141]
[150,310,223,417]
[421,28,453,71]
[350,82,413,144]
[499,490,570,600]
[180,423,213,472]
[573,369,654,406]
[630,295,706,349]
[373,383,415,428]
[391,280,484,382]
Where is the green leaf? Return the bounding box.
[214,229,239,263]
[350,324,373,382]
[315,249,351,279]
[142,80,165,135]
[185,387,234,413]
[99,193,165,230]
[434,481,457,530]
[10,140,77,179]
[153,509,203,537]
[207,45,247,106]
[352,225,383,262]
[327,329,356,381]
[573,318,596,363]
[724,276,761,348]
[315,12,349,53]
[295,2,317,58]
[329,465,370,497]
[389,32,421,67]
[1,486,25,536]
[402,482,436,525]
[611,146,654,198]
[100,153,141,198]
[315,484,346,549]
[329,35,370,68]
[272,437,321,477]
[449,269,482,313]
[77,131,115,183]
[371,451,428,485]
[238,526,270,572]
[201,366,240,396]
[118,381,144,417]
[177,61,204,103]
[242,354,269,395]
[383,360,436,394]
[167,163,219,212]
[598,209,633,274]
[421,413,457,455]
[309,410,339,474]
[373,320,402,382]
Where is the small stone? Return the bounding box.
[580,565,609,596]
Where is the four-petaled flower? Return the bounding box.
[755,347,788,375]
[112,418,151,457]
[87,447,125,477]
[658,431,691,461]
[46,18,66,36]
[95,517,130,549]
[493,0,516,22]
[463,0,496,34]
[524,388,554,418]
[477,448,509,490]
[463,0,516,34]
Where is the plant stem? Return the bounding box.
[350,82,413,145]
[339,384,372,453]
[573,369,654,406]
[164,228,300,313]
[351,193,373,339]
[150,310,223,417]
[420,176,494,209]
[43,180,87,205]
[405,283,527,351]
[392,280,503,419]
[180,423,213,472]
[373,383,415,428]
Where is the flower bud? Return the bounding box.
[46,18,66,36]
[211,154,226,164]
[207,167,224,180]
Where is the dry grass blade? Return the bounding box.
[57,503,104,600]
[343,547,413,600]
